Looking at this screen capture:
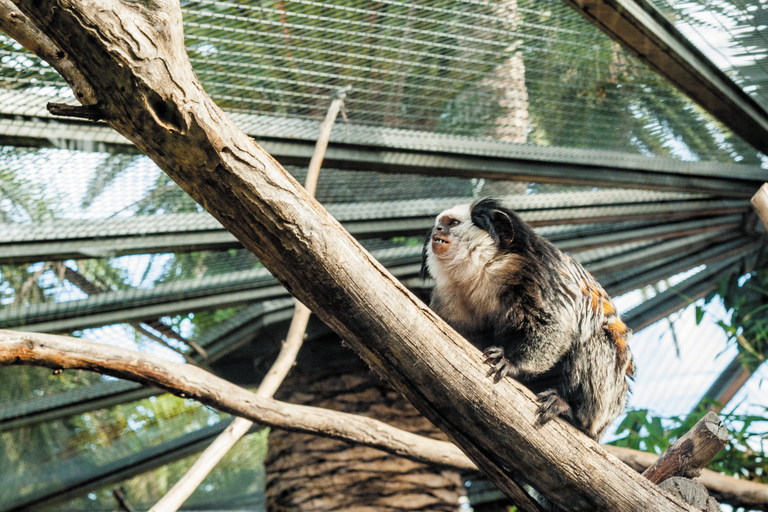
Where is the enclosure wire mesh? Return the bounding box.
[645,0,768,111]
[0,0,762,163]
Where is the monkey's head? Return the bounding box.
[421,198,534,283]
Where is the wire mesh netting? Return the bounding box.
[0,0,763,163]
[646,0,768,111]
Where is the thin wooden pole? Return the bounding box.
[148,87,350,512]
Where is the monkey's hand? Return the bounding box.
[536,389,574,425]
[482,346,520,383]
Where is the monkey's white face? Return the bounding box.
[425,203,498,288]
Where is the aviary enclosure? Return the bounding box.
[0,1,766,511]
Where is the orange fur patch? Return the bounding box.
[590,288,602,312]
[602,300,615,316]
[609,319,627,337]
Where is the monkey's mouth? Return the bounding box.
[431,234,451,255]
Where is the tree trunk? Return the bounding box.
[266,353,465,511]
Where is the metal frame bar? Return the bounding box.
[596,236,758,295]
[0,381,156,433]
[621,255,741,331]
[0,261,422,332]
[0,300,298,431]
[0,92,764,196]
[0,196,747,265]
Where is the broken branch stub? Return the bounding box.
[643,412,729,484]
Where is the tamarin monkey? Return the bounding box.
[421,198,634,440]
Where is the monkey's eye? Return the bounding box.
[449,219,460,227]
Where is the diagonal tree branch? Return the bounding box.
[149,86,357,512]
[5,1,694,509]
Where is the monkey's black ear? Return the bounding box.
[471,198,517,250]
[420,229,432,280]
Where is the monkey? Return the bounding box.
[421,198,634,440]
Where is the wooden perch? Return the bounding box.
[643,412,729,484]
[640,412,728,511]
[1,330,768,510]
[608,445,768,511]
[0,1,705,509]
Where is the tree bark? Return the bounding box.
[5,1,696,510]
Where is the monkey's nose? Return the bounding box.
[436,225,444,231]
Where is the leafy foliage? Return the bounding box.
[702,255,768,371]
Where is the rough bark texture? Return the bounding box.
[6,1,698,510]
[659,478,721,512]
[266,354,466,511]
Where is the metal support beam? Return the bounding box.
[0,257,422,332]
[0,300,297,432]
[622,256,740,331]
[0,90,763,196]
[0,381,157,433]
[265,140,762,197]
[561,0,768,155]
[696,355,754,413]
[596,236,758,295]
[0,195,748,265]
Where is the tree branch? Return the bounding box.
[642,412,729,483]
[0,330,474,469]
[5,1,694,509]
[0,0,95,103]
[1,330,766,511]
[607,446,768,511]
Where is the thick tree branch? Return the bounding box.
[6,1,694,509]
[2,331,767,511]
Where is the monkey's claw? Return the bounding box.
[482,346,519,383]
[536,389,573,425]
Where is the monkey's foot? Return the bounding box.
[482,346,519,383]
[536,389,573,425]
